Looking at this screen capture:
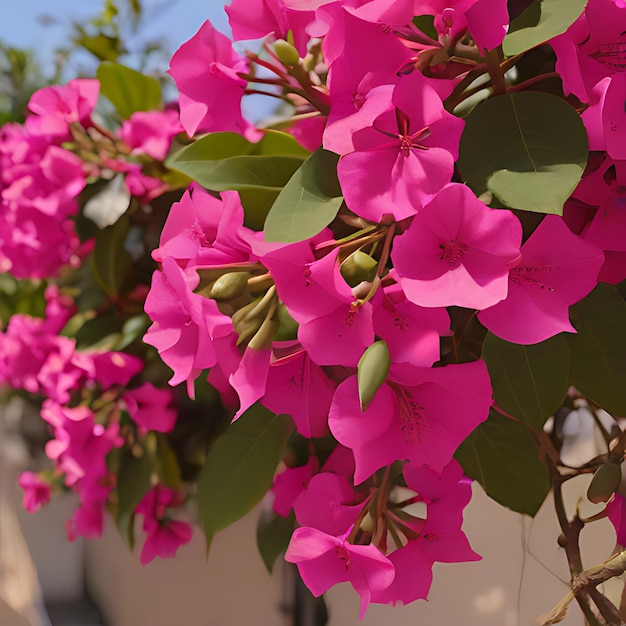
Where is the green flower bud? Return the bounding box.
[340,250,378,287]
[357,340,390,412]
[210,272,250,301]
[587,462,622,504]
[273,302,299,341]
[248,316,280,351]
[273,39,300,67]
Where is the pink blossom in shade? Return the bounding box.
[392,183,523,310]
[293,473,362,536]
[328,360,492,484]
[123,383,177,433]
[153,185,255,272]
[18,472,52,514]
[550,0,626,104]
[337,72,465,223]
[272,456,320,517]
[464,0,509,52]
[372,281,450,367]
[0,202,80,278]
[120,109,183,160]
[124,167,169,203]
[136,486,193,565]
[26,78,99,138]
[66,482,111,541]
[478,216,605,345]
[41,401,123,488]
[579,75,626,158]
[607,493,626,545]
[372,460,479,606]
[285,526,395,618]
[85,351,144,389]
[1,146,86,217]
[169,21,260,140]
[262,349,335,438]
[144,256,233,397]
[288,114,326,152]
[598,251,626,284]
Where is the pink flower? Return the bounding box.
[478,216,604,344]
[120,109,183,160]
[392,183,522,310]
[169,21,260,140]
[337,72,465,222]
[18,472,52,513]
[285,526,395,618]
[123,383,177,433]
[26,79,99,138]
[329,360,492,483]
[136,486,193,565]
[607,493,626,545]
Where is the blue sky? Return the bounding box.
[0,1,230,70]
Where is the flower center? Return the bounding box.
[394,386,430,445]
[439,240,468,267]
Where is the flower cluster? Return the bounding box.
[5,0,626,618]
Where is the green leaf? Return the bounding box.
[74,33,122,62]
[96,61,162,119]
[197,405,291,550]
[167,131,308,230]
[263,149,343,243]
[257,511,296,574]
[155,434,183,491]
[458,92,588,215]
[91,214,132,297]
[357,341,391,412]
[503,0,589,56]
[487,165,583,216]
[116,449,153,548]
[566,283,626,417]
[455,410,550,516]
[482,332,570,429]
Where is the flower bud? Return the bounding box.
[340,250,377,287]
[273,302,299,341]
[248,316,280,351]
[273,39,300,68]
[210,272,250,301]
[587,462,622,504]
[357,340,390,412]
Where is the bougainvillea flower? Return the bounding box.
[321,5,412,154]
[169,20,259,140]
[26,78,99,137]
[607,493,626,545]
[144,256,233,396]
[478,216,604,344]
[262,349,335,438]
[123,382,177,433]
[337,72,465,222]
[372,282,450,366]
[261,244,374,366]
[392,183,522,310]
[66,482,111,541]
[272,455,320,517]
[329,360,492,483]
[120,109,183,160]
[226,0,319,54]
[285,526,395,617]
[153,185,254,271]
[136,486,193,565]
[18,472,52,514]
[551,0,625,104]
[293,473,361,535]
